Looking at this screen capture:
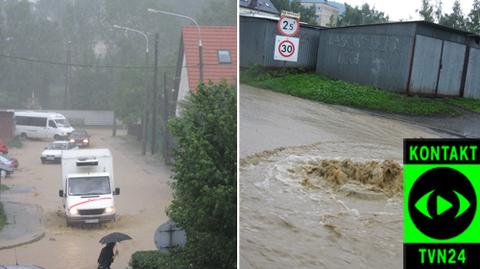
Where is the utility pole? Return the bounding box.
[141,45,150,156]
[151,33,159,155]
[63,41,71,109]
[163,71,169,162]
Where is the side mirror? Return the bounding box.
[59,190,64,197]
[114,187,120,195]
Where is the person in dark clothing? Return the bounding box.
[97,242,116,269]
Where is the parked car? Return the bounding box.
[0,155,15,176]
[0,140,8,154]
[0,154,18,169]
[41,141,78,164]
[68,130,90,147]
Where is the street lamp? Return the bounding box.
[147,8,203,83]
[113,24,150,156]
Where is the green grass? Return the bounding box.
[448,98,480,113]
[0,184,9,191]
[0,202,6,231]
[7,136,22,148]
[241,69,464,116]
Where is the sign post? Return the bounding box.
[275,11,300,64]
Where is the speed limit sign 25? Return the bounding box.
[274,35,299,62]
[278,16,299,36]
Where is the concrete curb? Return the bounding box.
[0,201,45,250]
[0,231,45,250]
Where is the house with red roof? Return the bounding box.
[174,26,237,114]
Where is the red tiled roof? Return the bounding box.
[182,26,237,90]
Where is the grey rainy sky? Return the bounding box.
[343,0,475,21]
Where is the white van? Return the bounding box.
[59,149,119,225]
[14,111,74,140]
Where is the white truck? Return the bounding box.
[59,149,120,226]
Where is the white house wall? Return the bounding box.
[176,54,190,116]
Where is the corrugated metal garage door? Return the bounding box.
[464,48,480,99]
[409,35,442,95]
[437,41,466,96]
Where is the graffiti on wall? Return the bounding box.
[327,33,401,65]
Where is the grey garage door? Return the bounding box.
[464,48,480,99]
[409,35,442,95]
[410,35,466,96]
[437,41,466,96]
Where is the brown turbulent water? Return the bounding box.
[240,85,444,269]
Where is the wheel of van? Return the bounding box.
[20,133,27,139]
[54,134,60,140]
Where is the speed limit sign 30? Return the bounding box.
[274,35,299,62]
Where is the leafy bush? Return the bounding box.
[167,81,237,269]
[0,202,6,231]
[7,136,22,148]
[130,250,189,269]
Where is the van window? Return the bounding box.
[54,119,71,128]
[68,176,111,196]
[48,120,57,128]
[16,116,47,127]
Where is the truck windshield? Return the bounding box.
[68,176,111,196]
[54,118,71,128]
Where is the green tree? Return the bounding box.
[198,0,237,26]
[440,0,467,30]
[271,0,318,25]
[418,0,435,22]
[330,3,389,27]
[112,69,145,124]
[468,0,480,33]
[168,82,236,269]
[434,0,443,23]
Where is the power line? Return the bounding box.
[0,53,236,69]
[0,53,153,69]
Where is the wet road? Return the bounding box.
[0,129,172,268]
[240,85,442,269]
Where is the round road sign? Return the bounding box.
[278,40,295,57]
[278,16,299,36]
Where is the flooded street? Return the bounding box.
[240,85,442,269]
[0,129,172,268]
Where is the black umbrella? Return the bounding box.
[99,232,132,244]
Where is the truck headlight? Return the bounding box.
[69,139,75,143]
[69,208,78,215]
[83,139,88,143]
[105,207,115,214]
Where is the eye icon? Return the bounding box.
[408,167,476,240]
[414,190,471,219]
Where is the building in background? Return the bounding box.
[239,0,280,19]
[0,111,15,142]
[299,0,344,26]
[174,26,237,115]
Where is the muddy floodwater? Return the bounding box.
[0,129,172,269]
[240,85,443,269]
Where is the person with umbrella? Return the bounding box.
[97,232,132,269]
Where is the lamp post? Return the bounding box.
[147,8,203,84]
[113,25,150,156]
